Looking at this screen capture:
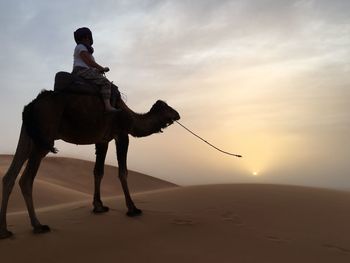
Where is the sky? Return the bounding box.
[0,0,349,189]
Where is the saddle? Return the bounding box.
[54,71,100,95]
[54,71,121,103]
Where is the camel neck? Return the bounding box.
[129,111,162,137]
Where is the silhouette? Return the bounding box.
[0,80,180,238]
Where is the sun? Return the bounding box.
[252,171,258,176]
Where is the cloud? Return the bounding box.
[0,0,349,188]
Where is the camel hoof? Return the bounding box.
[126,208,142,217]
[33,225,51,234]
[0,229,13,239]
[93,206,109,214]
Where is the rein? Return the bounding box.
[175,121,242,158]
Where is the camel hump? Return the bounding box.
[54,72,73,91]
[54,71,100,95]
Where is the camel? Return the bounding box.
[0,75,180,239]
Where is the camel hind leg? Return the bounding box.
[0,125,32,239]
[19,147,49,234]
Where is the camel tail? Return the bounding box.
[22,90,58,154]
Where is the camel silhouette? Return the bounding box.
[0,77,180,239]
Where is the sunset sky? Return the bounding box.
[0,0,349,189]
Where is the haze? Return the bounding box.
[0,0,349,189]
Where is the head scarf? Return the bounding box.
[74,27,94,54]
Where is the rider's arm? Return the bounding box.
[79,51,105,72]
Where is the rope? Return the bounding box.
[175,121,242,158]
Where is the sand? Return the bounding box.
[1,155,350,262]
[0,154,176,213]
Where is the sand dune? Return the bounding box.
[0,155,176,212]
[1,183,350,262]
[1,155,350,262]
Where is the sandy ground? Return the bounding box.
[1,156,350,262]
[0,154,176,212]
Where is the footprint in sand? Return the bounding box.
[221,212,244,226]
[323,243,350,254]
[171,219,196,226]
[266,235,283,242]
[133,200,148,204]
[65,217,83,224]
[71,206,87,211]
[265,235,290,243]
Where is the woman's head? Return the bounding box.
[74,27,93,46]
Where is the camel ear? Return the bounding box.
[151,100,167,113]
[156,100,167,106]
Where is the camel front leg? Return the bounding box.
[92,142,109,213]
[115,134,142,217]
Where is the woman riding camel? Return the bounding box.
[72,27,118,113]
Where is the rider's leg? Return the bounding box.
[101,83,119,113]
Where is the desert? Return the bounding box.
[1,155,349,263]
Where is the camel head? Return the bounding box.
[150,100,180,133]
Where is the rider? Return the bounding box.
[72,27,118,113]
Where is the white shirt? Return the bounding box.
[73,44,95,69]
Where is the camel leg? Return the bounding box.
[19,147,50,234]
[115,134,142,217]
[0,126,31,239]
[92,142,109,213]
